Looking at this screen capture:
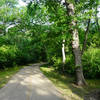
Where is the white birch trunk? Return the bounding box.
[62,39,66,64]
[65,1,87,85]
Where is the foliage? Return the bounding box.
[54,48,100,78]
[0,0,100,80]
[82,48,100,78]
[0,45,17,69]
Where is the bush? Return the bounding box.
[51,56,62,69]
[0,45,17,69]
[65,54,75,74]
[49,53,75,74]
[15,47,35,65]
[0,44,37,68]
[50,48,100,79]
[82,48,100,78]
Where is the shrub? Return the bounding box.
[82,48,100,78]
[50,48,100,79]
[49,53,75,74]
[65,54,75,74]
[52,56,62,68]
[0,45,17,69]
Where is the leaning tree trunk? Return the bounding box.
[82,19,90,54]
[65,1,87,85]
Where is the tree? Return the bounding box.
[64,0,87,85]
[34,0,87,85]
[26,0,100,85]
[0,0,18,35]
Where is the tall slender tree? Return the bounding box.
[64,0,87,85]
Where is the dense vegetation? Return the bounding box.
[0,0,100,86]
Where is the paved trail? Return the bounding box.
[0,63,64,100]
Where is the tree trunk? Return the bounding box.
[62,38,66,64]
[65,1,87,85]
[82,19,90,54]
[62,38,66,71]
[72,30,86,85]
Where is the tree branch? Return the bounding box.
[81,19,90,54]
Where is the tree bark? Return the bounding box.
[61,32,66,71]
[62,35,66,64]
[62,38,66,71]
[65,0,87,85]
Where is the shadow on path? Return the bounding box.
[0,63,64,100]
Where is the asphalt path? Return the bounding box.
[0,63,64,100]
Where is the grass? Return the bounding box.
[0,65,24,88]
[40,65,100,100]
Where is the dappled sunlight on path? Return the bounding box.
[0,63,64,100]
